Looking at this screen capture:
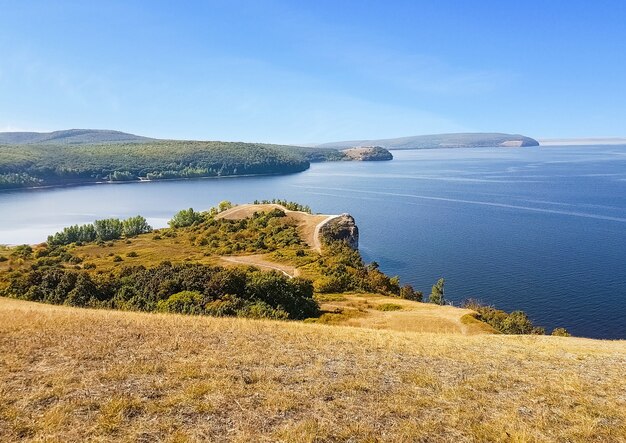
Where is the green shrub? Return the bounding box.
[126,251,139,257]
[169,208,205,228]
[237,301,289,320]
[157,291,205,315]
[463,300,546,335]
[11,245,33,258]
[376,303,402,311]
[400,284,423,302]
[551,327,571,337]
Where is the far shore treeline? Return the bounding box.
[0,141,347,190]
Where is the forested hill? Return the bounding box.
[316,132,539,150]
[0,140,336,190]
[0,129,152,145]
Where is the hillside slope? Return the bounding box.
[1,297,624,442]
[0,129,152,145]
[317,132,539,150]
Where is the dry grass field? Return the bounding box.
[1,297,625,442]
[314,293,496,335]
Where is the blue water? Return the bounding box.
[1,145,625,339]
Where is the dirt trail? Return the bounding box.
[312,215,340,252]
[217,204,337,252]
[219,255,298,278]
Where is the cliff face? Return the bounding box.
[319,214,359,249]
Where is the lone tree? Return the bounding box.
[429,278,445,305]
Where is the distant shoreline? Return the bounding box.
[539,138,626,146]
[0,170,303,194]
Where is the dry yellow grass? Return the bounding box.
[1,297,625,442]
[316,293,497,335]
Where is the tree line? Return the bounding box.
[2,262,318,320]
[47,216,152,245]
[0,141,347,189]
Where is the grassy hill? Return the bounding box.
[317,132,540,150]
[1,297,624,442]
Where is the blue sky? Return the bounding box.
[1,0,625,144]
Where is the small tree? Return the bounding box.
[218,200,233,212]
[94,218,123,241]
[429,278,445,305]
[168,208,204,228]
[157,290,205,315]
[400,284,423,302]
[122,215,152,237]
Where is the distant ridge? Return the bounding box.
[316,132,539,150]
[0,129,152,145]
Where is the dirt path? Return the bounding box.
[218,255,298,278]
[312,214,340,252]
[217,204,337,252]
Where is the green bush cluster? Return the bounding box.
[463,300,548,335]
[181,208,302,255]
[2,262,318,320]
[309,243,401,295]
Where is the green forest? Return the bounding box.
[0,141,344,190]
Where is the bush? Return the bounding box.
[157,291,205,315]
[11,245,33,258]
[551,327,571,337]
[463,300,546,335]
[400,284,422,302]
[169,208,204,228]
[126,251,139,257]
[112,255,123,262]
[237,301,289,319]
[376,303,402,311]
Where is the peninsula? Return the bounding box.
[0,201,623,442]
[0,129,393,190]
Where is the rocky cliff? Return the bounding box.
[319,214,359,249]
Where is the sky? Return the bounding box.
[1,0,625,144]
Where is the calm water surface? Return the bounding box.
[1,146,625,339]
